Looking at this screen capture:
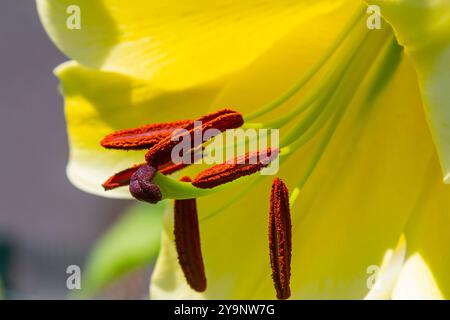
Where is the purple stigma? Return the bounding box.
[129,164,162,204]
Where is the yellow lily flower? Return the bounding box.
[37,0,450,299]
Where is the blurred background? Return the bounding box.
[0,0,160,299]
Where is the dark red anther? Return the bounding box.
[174,176,207,292]
[191,148,278,189]
[102,163,145,190]
[158,161,190,175]
[101,120,191,150]
[145,109,243,167]
[102,160,190,191]
[269,178,292,300]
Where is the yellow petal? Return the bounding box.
[369,0,450,183]
[392,254,444,300]
[151,9,442,297]
[55,0,361,198]
[37,0,350,89]
[391,158,450,299]
[364,235,406,300]
[56,61,222,198]
[151,223,206,300]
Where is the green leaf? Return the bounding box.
[74,201,167,298]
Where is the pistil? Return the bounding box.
[129,164,162,204]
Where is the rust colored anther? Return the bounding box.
[191,148,278,189]
[174,176,207,292]
[102,160,190,191]
[102,163,145,190]
[158,161,190,175]
[145,109,244,167]
[101,120,191,150]
[269,178,292,300]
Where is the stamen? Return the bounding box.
[192,148,278,189]
[102,161,188,191]
[145,109,244,166]
[102,163,144,190]
[129,164,162,204]
[174,176,207,292]
[101,120,191,150]
[192,109,242,130]
[159,161,190,175]
[269,178,292,300]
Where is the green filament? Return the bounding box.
[289,187,300,209]
[243,9,365,122]
[291,31,393,191]
[280,29,376,149]
[153,170,257,200]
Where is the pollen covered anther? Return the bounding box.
[102,160,190,191]
[101,120,191,150]
[145,109,244,166]
[102,163,145,190]
[269,178,292,300]
[192,148,278,189]
[129,164,162,204]
[158,161,190,175]
[174,176,207,292]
